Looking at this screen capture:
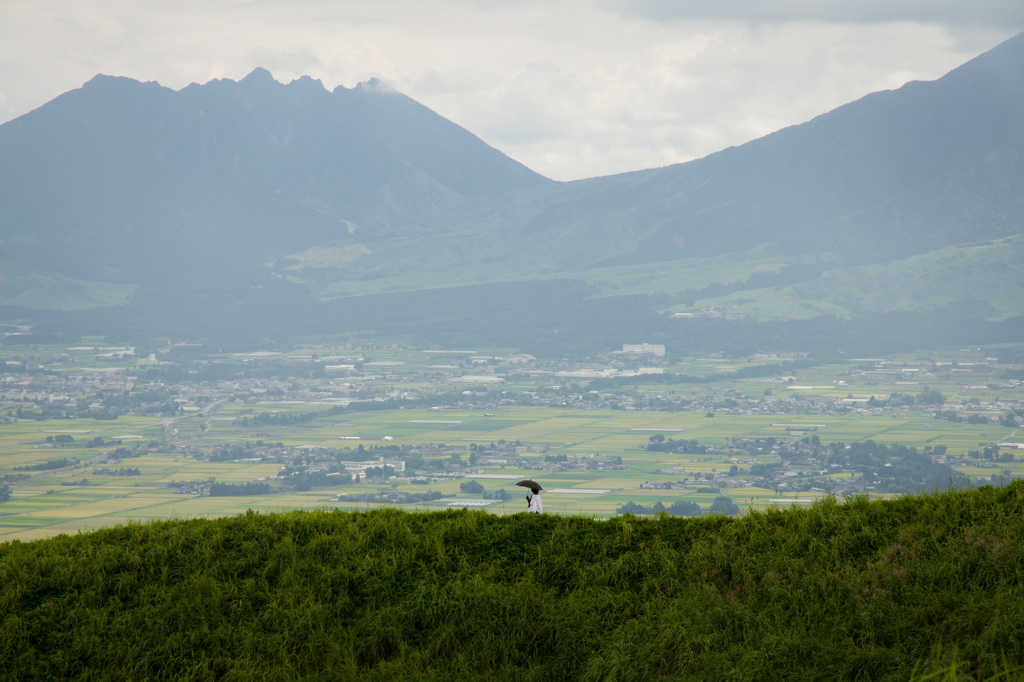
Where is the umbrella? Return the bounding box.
[516,479,543,491]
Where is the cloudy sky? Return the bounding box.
[1,1,1021,180]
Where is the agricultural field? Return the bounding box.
[2,341,1022,542]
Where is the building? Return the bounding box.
[620,343,666,357]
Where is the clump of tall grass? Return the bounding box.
[2,482,1023,680]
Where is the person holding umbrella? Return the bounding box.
[517,480,543,513]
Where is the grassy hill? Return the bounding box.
[2,483,1023,680]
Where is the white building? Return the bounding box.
[620,343,666,357]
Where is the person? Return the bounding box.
[526,487,543,513]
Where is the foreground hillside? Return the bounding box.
[2,484,1023,680]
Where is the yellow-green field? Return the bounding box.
[175,406,1019,453]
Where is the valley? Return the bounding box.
[3,339,1021,542]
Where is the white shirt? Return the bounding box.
[528,493,543,513]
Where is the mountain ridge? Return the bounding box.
[1,33,1022,351]
[0,67,551,285]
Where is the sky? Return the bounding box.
[1,1,1021,181]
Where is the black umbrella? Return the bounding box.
[516,480,543,491]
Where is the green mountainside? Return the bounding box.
[643,235,1024,322]
[2,483,1023,679]
[786,236,1024,321]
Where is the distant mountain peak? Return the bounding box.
[354,78,397,94]
[81,73,160,91]
[83,73,120,86]
[236,68,329,94]
[240,66,275,86]
[287,74,327,92]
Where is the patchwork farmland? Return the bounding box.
[2,342,1022,541]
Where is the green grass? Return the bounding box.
[3,483,1024,680]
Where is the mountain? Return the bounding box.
[1,33,1022,353]
[0,68,550,289]
[339,30,1024,297]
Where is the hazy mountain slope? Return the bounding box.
[652,236,1024,322]
[787,236,1024,321]
[0,69,551,286]
[399,30,1024,274]
[0,34,1022,349]
[293,31,1024,323]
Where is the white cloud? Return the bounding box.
[391,22,1016,179]
[0,1,1020,180]
[599,0,1024,27]
[0,89,12,122]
